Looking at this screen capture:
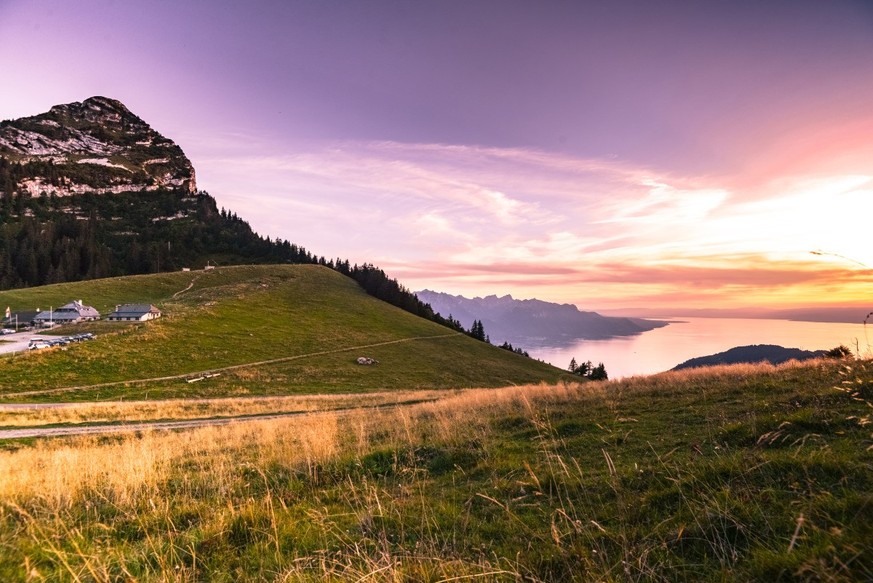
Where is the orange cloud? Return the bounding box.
[197,138,872,312]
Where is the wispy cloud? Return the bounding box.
[191,138,872,310]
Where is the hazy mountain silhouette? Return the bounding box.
[416,290,668,345]
[672,344,826,370]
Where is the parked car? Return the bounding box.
[0,328,15,335]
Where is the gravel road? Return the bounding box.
[0,410,311,439]
[0,331,59,355]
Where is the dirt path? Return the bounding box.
[171,273,203,298]
[0,415,253,439]
[0,400,417,440]
[0,333,461,399]
[0,410,319,439]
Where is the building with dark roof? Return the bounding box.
[33,300,100,327]
[2,310,41,330]
[106,304,161,322]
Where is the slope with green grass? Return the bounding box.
[0,265,567,400]
[0,359,870,581]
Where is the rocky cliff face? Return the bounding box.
[0,96,196,197]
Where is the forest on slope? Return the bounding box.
[0,186,463,334]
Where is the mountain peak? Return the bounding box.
[0,96,196,196]
[482,293,514,302]
[52,95,130,115]
[83,95,128,110]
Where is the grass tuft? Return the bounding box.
[0,359,870,580]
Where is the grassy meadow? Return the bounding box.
[0,265,567,401]
[0,358,870,581]
[0,390,448,429]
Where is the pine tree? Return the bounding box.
[468,319,488,342]
[589,363,608,381]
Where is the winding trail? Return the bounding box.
[171,273,203,298]
[0,333,461,399]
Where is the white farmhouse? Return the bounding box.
[106,304,162,322]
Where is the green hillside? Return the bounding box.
[0,265,568,401]
[1,359,870,580]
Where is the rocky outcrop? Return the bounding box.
[0,96,196,196]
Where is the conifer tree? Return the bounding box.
[589,363,608,381]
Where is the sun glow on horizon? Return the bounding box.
[1,0,872,315]
[198,137,872,312]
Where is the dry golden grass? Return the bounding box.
[1,434,164,507]
[613,357,835,392]
[0,359,832,509]
[0,390,448,428]
[1,358,869,582]
[0,381,596,508]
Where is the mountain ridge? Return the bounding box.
[416,289,668,344]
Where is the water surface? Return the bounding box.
[522,317,871,378]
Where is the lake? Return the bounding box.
[522,317,872,379]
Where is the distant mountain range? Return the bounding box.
[671,344,827,370]
[415,290,668,345]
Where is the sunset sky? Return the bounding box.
[1,0,871,313]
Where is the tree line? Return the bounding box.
[568,357,608,380]
[0,187,485,337]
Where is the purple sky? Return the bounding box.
[1,1,872,311]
